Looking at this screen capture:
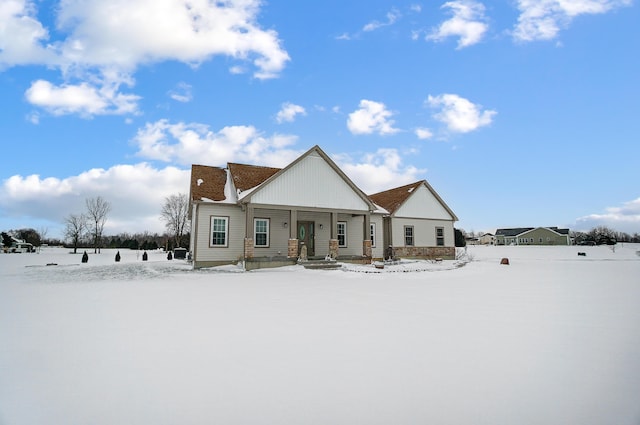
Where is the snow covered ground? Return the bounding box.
[1,244,640,425]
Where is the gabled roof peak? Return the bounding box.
[368,179,457,221]
[368,180,426,215]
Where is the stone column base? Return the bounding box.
[363,239,372,259]
[329,239,339,259]
[288,239,299,258]
[244,238,254,259]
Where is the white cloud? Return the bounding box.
[53,0,289,78]
[26,111,40,124]
[347,100,400,136]
[363,9,401,32]
[229,65,246,75]
[132,119,302,167]
[513,0,632,42]
[427,93,496,133]
[0,0,58,68]
[335,149,425,194]
[415,127,434,140]
[427,0,488,49]
[25,79,140,117]
[276,102,307,124]
[2,0,289,116]
[168,82,193,103]
[0,163,190,236]
[575,197,640,234]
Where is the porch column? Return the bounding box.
[330,212,338,239]
[244,205,254,259]
[289,209,298,239]
[362,212,372,259]
[329,212,338,259]
[287,209,298,259]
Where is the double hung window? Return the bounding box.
[404,226,414,246]
[254,218,269,247]
[436,227,445,246]
[211,217,228,247]
[337,222,347,247]
[370,223,376,247]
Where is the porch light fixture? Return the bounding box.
[319,224,323,230]
[283,221,288,228]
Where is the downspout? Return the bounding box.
[192,201,199,268]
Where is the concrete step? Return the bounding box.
[300,260,342,270]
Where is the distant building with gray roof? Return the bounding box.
[495,227,570,246]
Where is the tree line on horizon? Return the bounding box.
[2,194,190,253]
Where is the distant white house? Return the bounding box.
[5,237,35,253]
[478,233,495,245]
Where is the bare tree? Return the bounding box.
[38,226,49,244]
[160,193,190,248]
[86,196,111,253]
[64,214,87,254]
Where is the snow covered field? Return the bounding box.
[1,245,640,425]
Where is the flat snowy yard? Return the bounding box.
[1,245,640,425]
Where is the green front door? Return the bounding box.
[297,221,315,257]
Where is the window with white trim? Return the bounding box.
[436,227,445,246]
[254,218,269,247]
[404,226,414,246]
[370,223,376,247]
[210,216,228,247]
[337,221,347,247]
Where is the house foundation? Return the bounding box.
[392,246,455,260]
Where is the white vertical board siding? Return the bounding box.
[392,218,455,247]
[251,153,369,211]
[196,203,245,262]
[395,185,453,220]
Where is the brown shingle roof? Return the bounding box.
[190,164,228,202]
[228,163,281,192]
[369,180,425,215]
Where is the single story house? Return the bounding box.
[189,145,458,269]
[495,227,570,246]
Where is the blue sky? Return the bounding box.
[1,0,639,239]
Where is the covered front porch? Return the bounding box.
[242,206,374,270]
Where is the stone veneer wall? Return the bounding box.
[329,239,339,259]
[244,238,254,259]
[288,239,298,258]
[363,240,372,258]
[392,246,455,260]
